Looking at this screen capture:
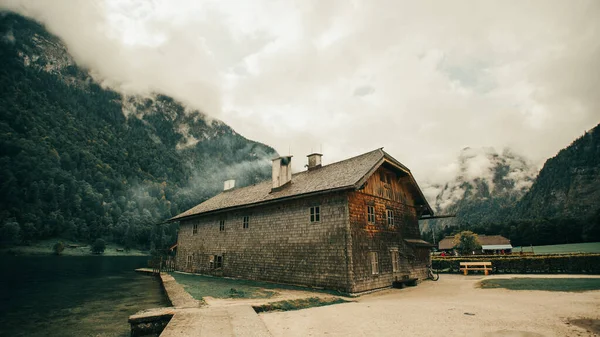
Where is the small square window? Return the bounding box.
[193,223,198,234]
[310,206,320,222]
[209,255,223,269]
[369,252,379,275]
[243,216,249,229]
[214,255,223,269]
[386,209,394,228]
[219,220,225,231]
[367,206,375,223]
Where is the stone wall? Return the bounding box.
[176,192,351,292]
[347,166,430,293]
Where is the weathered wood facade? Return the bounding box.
[171,149,433,294]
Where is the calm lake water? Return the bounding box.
[0,256,169,337]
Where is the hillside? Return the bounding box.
[421,147,537,232]
[516,123,600,220]
[0,13,276,249]
[423,128,600,246]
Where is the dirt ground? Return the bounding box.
[259,274,600,337]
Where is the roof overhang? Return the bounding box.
[354,152,434,217]
[404,239,434,247]
[482,244,513,250]
[168,185,355,223]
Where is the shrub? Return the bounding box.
[252,297,348,313]
[91,238,106,254]
[432,254,600,274]
[53,241,65,255]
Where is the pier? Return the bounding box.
[129,272,272,336]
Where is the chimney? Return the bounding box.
[307,153,322,170]
[223,179,235,191]
[272,156,293,190]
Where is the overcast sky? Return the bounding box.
[2,0,599,193]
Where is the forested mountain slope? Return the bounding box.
[423,127,600,246]
[516,123,600,220]
[420,148,536,233]
[0,13,276,249]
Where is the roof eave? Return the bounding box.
[361,151,434,217]
[167,185,355,223]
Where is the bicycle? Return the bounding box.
[426,264,439,281]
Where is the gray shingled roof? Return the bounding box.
[170,148,432,221]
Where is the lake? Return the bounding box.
[0,255,169,337]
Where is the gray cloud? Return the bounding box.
[2,0,599,190]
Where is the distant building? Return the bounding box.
[169,148,434,294]
[438,234,513,254]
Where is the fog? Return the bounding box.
[2,0,599,200]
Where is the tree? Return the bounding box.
[53,241,65,255]
[1,219,21,245]
[453,231,481,255]
[91,238,106,254]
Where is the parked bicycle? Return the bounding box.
[426,264,439,281]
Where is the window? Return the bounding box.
[385,188,393,199]
[243,216,249,229]
[381,172,392,184]
[386,209,394,228]
[367,206,375,223]
[310,206,320,222]
[193,223,198,234]
[186,255,192,268]
[391,250,399,272]
[369,252,379,275]
[210,255,223,269]
[219,220,225,231]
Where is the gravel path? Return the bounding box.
[260,274,600,337]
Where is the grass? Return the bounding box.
[0,239,148,256]
[253,297,349,313]
[480,277,600,292]
[513,242,600,255]
[170,272,346,301]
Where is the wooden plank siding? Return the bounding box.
[348,166,430,293]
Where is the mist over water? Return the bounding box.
[0,256,169,337]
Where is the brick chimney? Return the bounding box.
[272,156,292,191]
[223,179,235,191]
[306,153,322,170]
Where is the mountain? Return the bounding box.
[421,147,537,232]
[0,13,276,249]
[422,127,600,246]
[516,123,600,220]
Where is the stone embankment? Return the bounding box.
[130,271,272,336]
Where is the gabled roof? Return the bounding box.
[438,234,511,250]
[170,148,433,222]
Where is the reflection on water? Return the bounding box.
[0,256,169,337]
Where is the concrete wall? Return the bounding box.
[176,191,351,291]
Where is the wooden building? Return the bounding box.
[169,148,434,294]
[438,234,513,255]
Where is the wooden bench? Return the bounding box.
[460,262,492,276]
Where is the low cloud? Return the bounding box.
[2,0,599,192]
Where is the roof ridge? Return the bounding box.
[290,148,383,177]
[169,148,432,222]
